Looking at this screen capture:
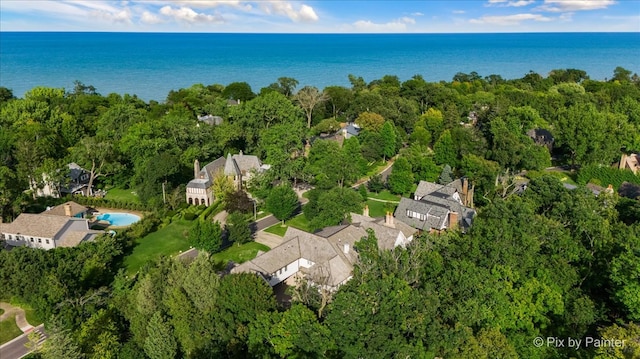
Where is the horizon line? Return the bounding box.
[1,30,639,35]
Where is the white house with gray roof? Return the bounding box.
[186,152,269,206]
[232,212,417,290]
[395,179,476,233]
[0,204,101,250]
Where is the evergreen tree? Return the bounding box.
[380,121,397,161]
[189,220,223,253]
[434,130,457,166]
[438,164,454,184]
[368,174,386,193]
[144,312,178,359]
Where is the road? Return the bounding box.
[0,324,46,359]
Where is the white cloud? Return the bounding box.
[352,16,416,32]
[159,5,224,23]
[487,0,536,7]
[470,13,552,25]
[536,0,616,12]
[412,12,424,16]
[259,1,318,22]
[453,10,466,14]
[140,11,162,24]
[91,7,133,23]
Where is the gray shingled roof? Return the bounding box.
[395,194,476,232]
[46,201,87,217]
[0,214,72,238]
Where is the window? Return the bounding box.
[30,238,34,242]
[46,239,50,244]
[38,238,42,243]
[284,265,288,272]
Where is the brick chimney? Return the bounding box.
[363,204,369,217]
[384,211,395,228]
[448,211,458,230]
[64,203,72,217]
[194,159,201,179]
[619,153,627,169]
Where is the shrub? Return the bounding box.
[183,213,197,221]
[577,165,640,189]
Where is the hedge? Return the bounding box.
[577,165,640,190]
[69,195,156,212]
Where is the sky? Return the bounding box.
[1,0,639,33]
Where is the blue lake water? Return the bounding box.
[1,32,638,101]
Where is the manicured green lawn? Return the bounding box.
[124,220,194,275]
[366,160,389,176]
[264,223,288,237]
[365,199,397,218]
[286,214,312,232]
[105,187,140,203]
[0,316,22,345]
[212,242,270,264]
[367,189,401,202]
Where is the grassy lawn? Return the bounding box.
[367,189,401,202]
[365,199,397,218]
[286,214,313,233]
[105,187,140,203]
[124,220,194,275]
[0,316,22,345]
[8,298,41,325]
[264,223,288,237]
[366,160,389,176]
[212,242,270,264]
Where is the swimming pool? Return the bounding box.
[96,212,141,226]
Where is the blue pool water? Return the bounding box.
[97,212,140,226]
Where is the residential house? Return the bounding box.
[0,202,100,250]
[395,178,476,233]
[232,212,416,290]
[619,154,640,175]
[196,114,223,126]
[32,162,92,198]
[341,122,361,139]
[185,152,269,206]
[526,128,555,152]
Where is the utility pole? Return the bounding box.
[162,181,166,204]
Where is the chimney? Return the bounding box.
[605,184,614,194]
[384,211,395,228]
[64,203,72,217]
[343,244,350,254]
[448,211,458,230]
[194,159,200,179]
[462,178,469,205]
[239,150,243,156]
[363,204,369,217]
[619,154,627,169]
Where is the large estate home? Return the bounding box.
[186,152,269,206]
[232,212,416,290]
[395,178,476,233]
[32,162,92,198]
[0,202,101,250]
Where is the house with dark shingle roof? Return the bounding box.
[0,207,101,250]
[395,179,476,233]
[186,151,269,206]
[232,213,417,290]
[32,162,92,198]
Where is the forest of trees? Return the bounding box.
[0,67,639,358]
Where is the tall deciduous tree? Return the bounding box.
[388,157,414,195]
[355,112,385,132]
[295,86,328,128]
[71,136,121,196]
[266,184,299,224]
[189,220,223,253]
[226,212,252,245]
